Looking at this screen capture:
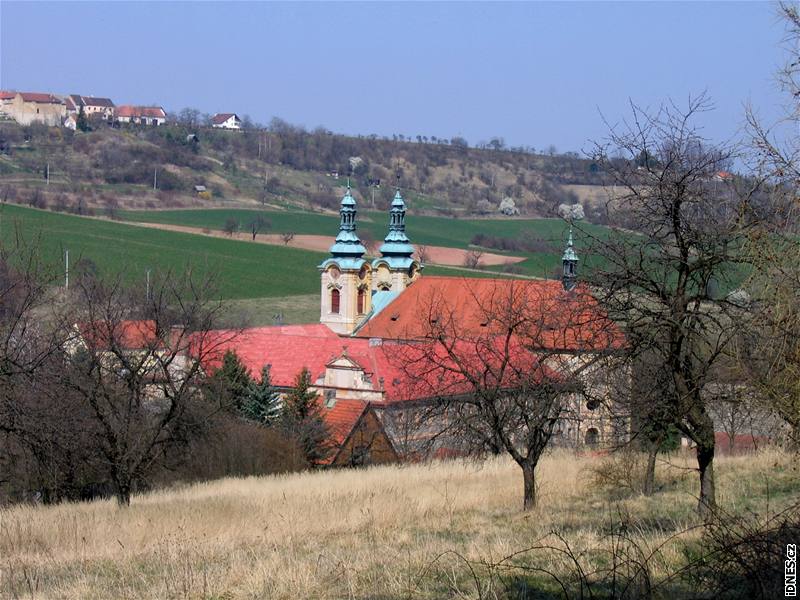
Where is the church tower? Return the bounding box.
[319,184,372,335]
[372,187,422,292]
[562,226,579,291]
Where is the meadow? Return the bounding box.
[117,208,610,278]
[0,204,480,302]
[0,449,794,599]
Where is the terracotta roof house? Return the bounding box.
[115,105,167,126]
[1,91,66,126]
[66,94,115,119]
[211,113,241,129]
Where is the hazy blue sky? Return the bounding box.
[0,2,789,152]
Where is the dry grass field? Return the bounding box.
[0,449,795,599]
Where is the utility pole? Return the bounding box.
[46,163,50,185]
[153,168,158,191]
[146,269,151,301]
[65,249,69,290]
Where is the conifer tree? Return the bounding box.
[242,365,281,424]
[76,105,89,132]
[282,367,331,466]
[211,349,252,412]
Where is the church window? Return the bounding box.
[585,427,599,447]
[357,288,366,314]
[331,289,340,313]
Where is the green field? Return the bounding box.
[0,204,327,299]
[0,204,526,302]
[116,207,607,278]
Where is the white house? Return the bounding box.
[116,105,167,126]
[211,113,241,130]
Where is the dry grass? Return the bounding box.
[0,449,795,599]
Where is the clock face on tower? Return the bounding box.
[359,265,368,280]
[329,266,340,280]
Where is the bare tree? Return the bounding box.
[281,231,295,245]
[416,245,430,265]
[463,249,483,269]
[586,95,765,517]
[62,272,236,505]
[249,214,271,241]
[740,3,800,451]
[223,217,239,237]
[390,280,622,510]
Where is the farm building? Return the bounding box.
[0,91,66,126]
[66,94,115,120]
[115,105,167,126]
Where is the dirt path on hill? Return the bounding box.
[126,221,526,267]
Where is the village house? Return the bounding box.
[211,113,242,130]
[115,105,167,126]
[66,95,115,120]
[0,91,65,126]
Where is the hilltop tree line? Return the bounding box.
[0,108,612,221]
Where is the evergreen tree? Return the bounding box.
[282,367,331,466]
[211,349,252,412]
[242,365,281,424]
[76,105,89,132]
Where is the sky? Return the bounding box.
[0,1,790,153]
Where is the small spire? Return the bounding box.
[562,224,579,291]
[347,176,351,191]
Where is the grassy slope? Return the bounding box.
[0,204,513,304]
[0,450,793,599]
[0,204,327,299]
[117,208,610,277]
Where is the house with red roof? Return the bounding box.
[0,91,65,126]
[211,113,241,130]
[115,105,167,126]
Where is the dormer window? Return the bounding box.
[324,389,336,408]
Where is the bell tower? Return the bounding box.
[319,183,372,335]
[372,187,422,292]
[562,225,579,291]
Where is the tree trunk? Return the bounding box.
[521,462,537,511]
[643,443,658,496]
[696,440,716,519]
[115,484,131,507]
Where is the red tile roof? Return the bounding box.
[18,92,63,104]
[211,113,238,124]
[321,399,368,449]
[76,320,161,351]
[356,276,625,352]
[0,91,15,101]
[116,105,166,118]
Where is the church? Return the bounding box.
[205,185,626,465]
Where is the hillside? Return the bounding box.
[0,120,610,221]
[0,450,793,599]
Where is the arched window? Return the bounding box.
[357,288,366,314]
[331,288,340,314]
[585,427,599,447]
